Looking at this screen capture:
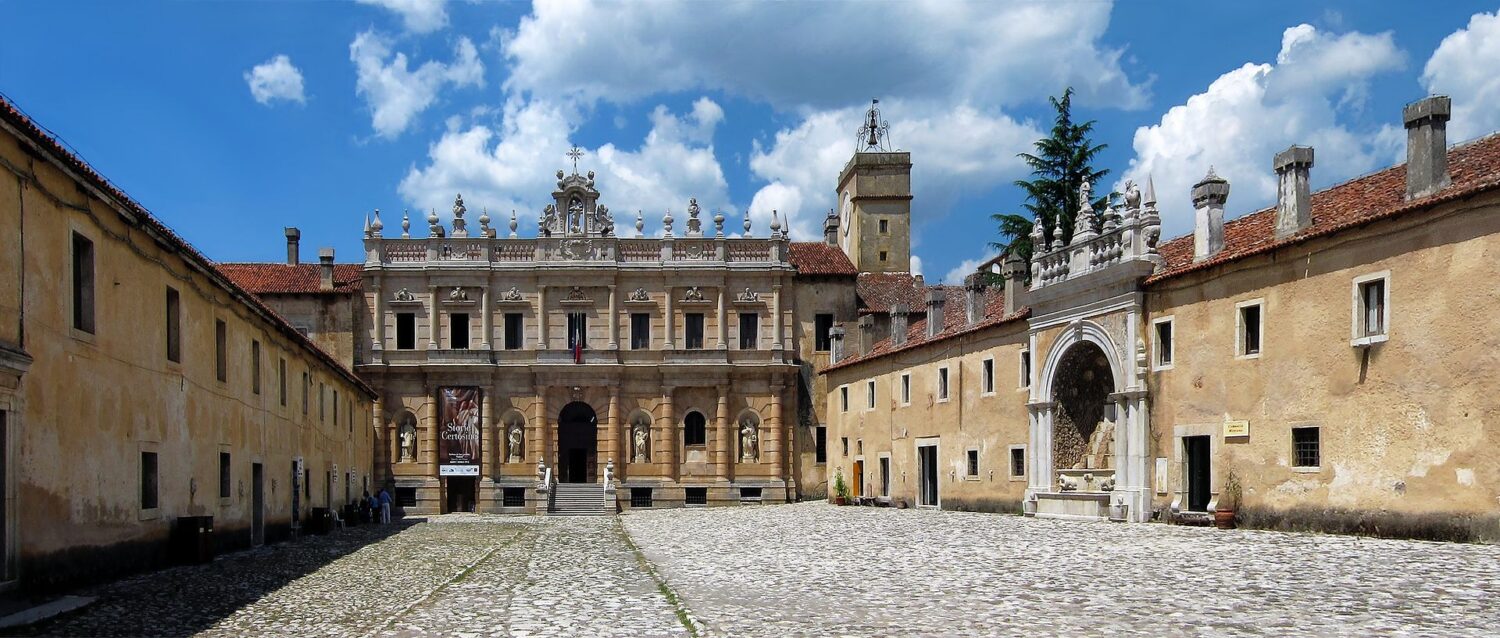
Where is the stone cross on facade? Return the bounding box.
[566,146,584,174]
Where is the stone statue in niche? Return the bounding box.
[393,288,416,302]
[502,286,524,302]
[448,287,469,302]
[568,197,585,234]
[632,422,650,462]
[736,288,760,302]
[398,422,416,461]
[683,286,705,302]
[739,417,759,462]
[507,422,524,462]
[629,287,650,302]
[566,286,589,301]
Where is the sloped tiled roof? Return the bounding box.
[855,272,928,314]
[0,93,374,396]
[1149,132,1500,284]
[218,263,364,295]
[825,284,1028,373]
[788,242,857,276]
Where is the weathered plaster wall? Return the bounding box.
[789,276,858,499]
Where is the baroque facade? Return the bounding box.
[824,95,1500,541]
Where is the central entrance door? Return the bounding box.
[445,477,477,513]
[1185,435,1212,512]
[558,402,598,483]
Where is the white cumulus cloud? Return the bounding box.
[398,97,731,236]
[1421,10,1500,144]
[351,30,485,139]
[356,0,449,35]
[1120,24,1405,237]
[244,54,305,105]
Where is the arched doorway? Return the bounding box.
[1051,341,1116,475]
[558,402,597,483]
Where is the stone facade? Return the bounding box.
[0,98,377,590]
[359,171,801,513]
[825,96,1500,541]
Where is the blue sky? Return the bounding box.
[4,1,1499,283]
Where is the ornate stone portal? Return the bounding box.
[1051,342,1115,472]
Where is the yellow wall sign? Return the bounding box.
[1223,420,1250,438]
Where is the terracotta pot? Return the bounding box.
[834,496,847,506]
[1214,509,1237,529]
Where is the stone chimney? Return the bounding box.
[318,247,335,291]
[890,304,910,346]
[823,209,840,246]
[924,289,946,338]
[857,315,875,356]
[1273,145,1315,238]
[284,227,301,265]
[1404,95,1452,200]
[829,325,846,363]
[963,273,989,326]
[1002,252,1028,315]
[1191,168,1229,261]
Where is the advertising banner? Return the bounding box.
[438,387,481,475]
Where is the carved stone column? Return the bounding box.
[658,388,676,480]
[427,285,440,349]
[529,386,547,468]
[607,285,619,350]
[536,285,548,350]
[423,386,438,476]
[768,383,785,481]
[373,397,390,477]
[716,285,728,350]
[664,289,676,350]
[772,283,783,351]
[714,385,730,481]
[603,386,620,479]
[372,275,386,353]
[480,389,495,479]
[480,282,493,350]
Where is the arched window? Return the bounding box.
[683,411,707,447]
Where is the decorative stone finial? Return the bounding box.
[1143,175,1157,208]
[371,208,384,234]
[479,206,491,235]
[714,210,726,237]
[663,209,674,237]
[401,209,411,238]
[427,207,441,236]
[770,209,781,238]
[635,210,645,237]
[363,213,370,237]
[509,210,518,238]
[743,210,752,234]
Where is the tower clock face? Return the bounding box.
[840,193,852,249]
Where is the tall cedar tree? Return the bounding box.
[990,88,1110,266]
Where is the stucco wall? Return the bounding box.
[789,275,858,498]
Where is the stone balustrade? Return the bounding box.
[1029,182,1165,291]
[367,235,787,268]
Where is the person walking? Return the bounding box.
[379,487,393,524]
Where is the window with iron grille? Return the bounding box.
[685,487,707,505]
[631,487,653,508]
[966,449,979,477]
[502,487,526,507]
[740,487,763,500]
[1010,447,1025,477]
[1293,427,1321,468]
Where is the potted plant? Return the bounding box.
[833,468,850,506]
[1215,471,1241,530]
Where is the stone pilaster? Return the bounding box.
[529,386,546,468]
[536,285,548,350]
[427,285,440,349]
[658,388,676,480]
[605,386,620,479]
[423,386,437,476]
[480,282,493,349]
[480,390,495,478]
[772,284,783,350]
[716,286,728,350]
[769,384,785,481]
[715,384,730,481]
[607,285,619,350]
[664,289,676,350]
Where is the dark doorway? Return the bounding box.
[445,477,477,513]
[879,457,890,497]
[290,460,301,530]
[251,463,265,546]
[558,402,597,483]
[1185,435,1212,512]
[917,444,938,507]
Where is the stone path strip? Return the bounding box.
[623,502,1500,638]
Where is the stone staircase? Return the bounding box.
[549,482,609,516]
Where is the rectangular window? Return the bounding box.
[567,312,588,350]
[165,287,180,362]
[684,313,705,349]
[396,313,416,350]
[1154,318,1174,368]
[1010,447,1025,478]
[1238,302,1262,357]
[814,313,834,352]
[879,250,888,262]
[841,437,849,457]
[1292,426,1321,468]
[450,313,469,349]
[840,386,849,412]
[251,340,261,394]
[866,380,876,409]
[333,389,339,424]
[278,358,287,406]
[879,219,889,234]
[815,426,827,464]
[740,487,763,501]
[301,371,309,415]
[72,232,95,333]
[685,487,708,506]
[1019,350,1031,388]
[319,383,325,421]
[214,319,227,383]
[140,451,158,510]
[738,313,758,350]
[503,313,524,350]
[502,487,526,507]
[631,312,650,350]
[966,449,979,477]
[937,367,950,400]
[982,358,995,394]
[219,452,231,499]
[900,373,911,405]
[1354,275,1389,343]
[630,487,653,508]
[396,487,416,507]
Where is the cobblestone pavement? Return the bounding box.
[15,516,688,638]
[623,502,1500,637]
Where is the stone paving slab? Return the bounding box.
[10,515,687,638]
[622,502,1500,638]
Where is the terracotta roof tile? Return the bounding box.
[0,93,374,396]
[788,242,857,276]
[217,263,364,295]
[1149,133,1500,284]
[856,272,928,313]
[825,283,1027,373]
